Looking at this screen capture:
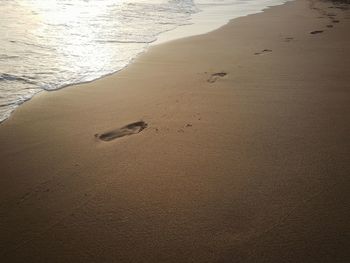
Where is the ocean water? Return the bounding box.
[0,0,289,123]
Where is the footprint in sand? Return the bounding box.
[254,49,272,55]
[207,72,227,83]
[95,121,147,142]
[310,30,324,34]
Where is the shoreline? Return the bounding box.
[1,0,349,262]
[154,0,291,45]
[0,0,291,124]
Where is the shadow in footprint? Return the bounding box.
[208,72,227,83]
[254,49,272,55]
[310,30,324,34]
[95,121,147,142]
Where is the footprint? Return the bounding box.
[332,19,340,23]
[254,49,272,55]
[310,30,324,34]
[285,37,294,42]
[95,121,147,142]
[208,72,227,83]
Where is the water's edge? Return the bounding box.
[0,0,291,125]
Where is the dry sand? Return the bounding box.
[0,0,350,262]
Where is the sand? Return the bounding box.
[0,0,349,262]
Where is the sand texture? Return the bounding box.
[0,0,349,262]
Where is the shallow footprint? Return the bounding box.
[95,121,147,142]
[254,49,272,55]
[310,30,324,34]
[208,72,227,83]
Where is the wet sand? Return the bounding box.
[0,0,350,262]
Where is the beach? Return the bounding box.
[0,0,349,262]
